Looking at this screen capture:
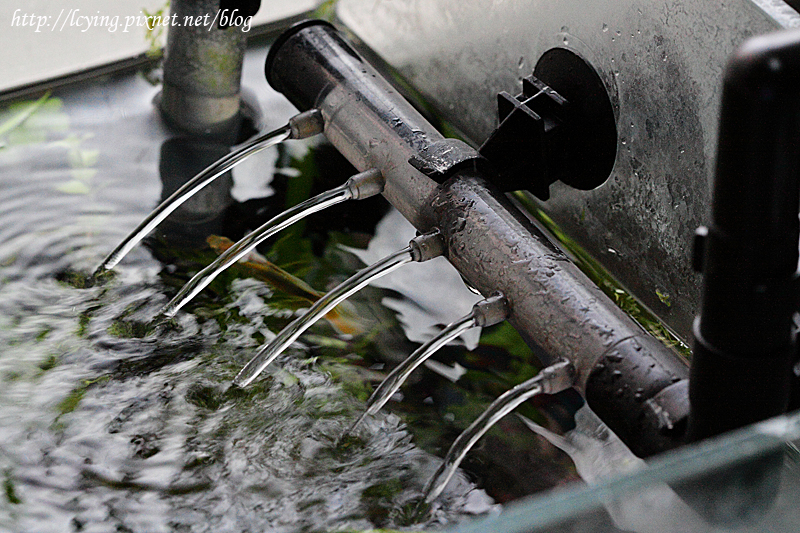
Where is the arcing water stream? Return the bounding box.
[234,230,444,388]
[158,168,384,319]
[95,124,292,275]
[349,294,509,436]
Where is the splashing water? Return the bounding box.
[421,360,576,505]
[158,169,384,319]
[233,247,415,388]
[94,124,292,274]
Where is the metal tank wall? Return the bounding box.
[335,0,800,342]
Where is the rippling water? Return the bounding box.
[0,44,578,533]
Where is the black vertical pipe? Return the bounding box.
[683,29,800,524]
[688,29,800,442]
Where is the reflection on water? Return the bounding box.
[0,44,577,532]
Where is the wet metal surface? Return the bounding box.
[337,0,800,341]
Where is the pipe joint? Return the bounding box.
[289,109,325,140]
[538,359,576,395]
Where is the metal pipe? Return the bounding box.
[264,20,691,458]
[429,172,690,457]
[161,0,258,135]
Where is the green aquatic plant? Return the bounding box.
[3,472,22,505]
[0,93,102,196]
[143,1,171,59]
[55,376,110,417]
[313,0,340,21]
[0,92,67,148]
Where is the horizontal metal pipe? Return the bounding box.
[265,20,690,457]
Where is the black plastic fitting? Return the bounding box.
[479,48,617,199]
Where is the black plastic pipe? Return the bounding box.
[688,29,800,442]
[682,29,800,524]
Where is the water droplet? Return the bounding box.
[620,137,627,145]
[518,56,525,69]
[602,23,609,32]
[562,36,569,45]
[615,30,621,36]
[608,247,619,255]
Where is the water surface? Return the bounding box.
[0,45,577,532]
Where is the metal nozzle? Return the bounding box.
[288,109,325,139]
[346,169,385,200]
[472,292,509,327]
[409,230,446,262]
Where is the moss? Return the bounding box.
[35,327,52,342]
[656,289,672,307]
[186,384,224,411]
[4,473,22,505]
[107,319,152,339]
[142,1,170,58]
[55,376,110,417]
[37,354,58,372]
[56,387,86,416]
[76,311,92,337]
[362,478,403,500]
[312,0,339,21]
